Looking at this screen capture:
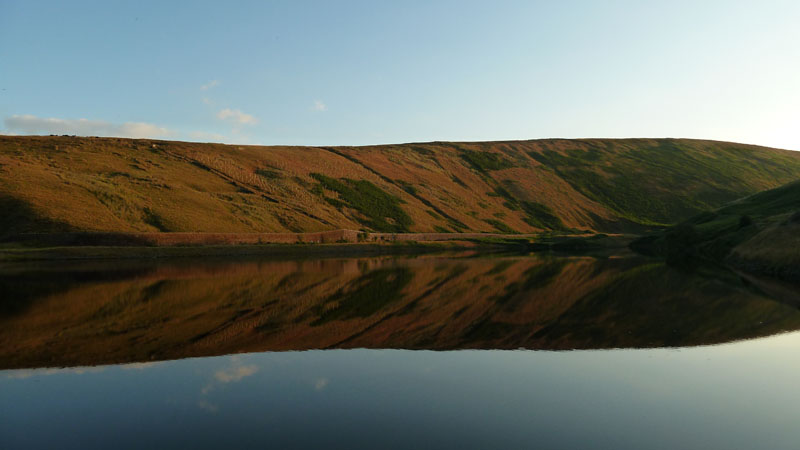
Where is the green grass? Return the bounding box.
[631,180,800,268]
[451,175,468,188]
[255,168,281,179]
[142,208,170,232]
[484,218,515,233]
[716,180,800,218]
[460,149,515,173]
[310,173,413,232]
[395,179,418,195]
[487,186,567,231]
[529,140,800,226]
[426,210,442,219]
[519,201,566,230]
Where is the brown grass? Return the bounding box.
[3,135,800,238]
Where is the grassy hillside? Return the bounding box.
[2,135,800,238]
[631,181,800,280]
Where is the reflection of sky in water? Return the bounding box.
[3,331,800,450]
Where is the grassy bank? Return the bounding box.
[630,180,800,282]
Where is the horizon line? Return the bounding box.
[1,133,797,152]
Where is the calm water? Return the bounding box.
[2,253,800,449]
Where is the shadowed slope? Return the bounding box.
[631,180,800,280]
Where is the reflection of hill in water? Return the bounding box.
[2,254,799,369]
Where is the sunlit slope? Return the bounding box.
[2,135,800,236]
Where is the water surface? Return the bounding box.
[2,253,799,449]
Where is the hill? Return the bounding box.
[2,135,800,238]
[632,180,800,280]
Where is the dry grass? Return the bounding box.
[3,135,800,239]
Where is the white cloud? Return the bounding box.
[3,114,172,139]
[120,122,172,138]
[214,365,258,383]
[202,97,213,105]
[311,100,327,112]
[5,366,105,379]
[201,361,259,395]
[314,378,329,391]
[200,80,219,91]
[217,108,258,125]
[121,362,164,370]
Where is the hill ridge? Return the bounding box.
[2,135,800,237]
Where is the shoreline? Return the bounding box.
[0,233,636,262]
[0,241,483,262]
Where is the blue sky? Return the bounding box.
[1,0,799,149]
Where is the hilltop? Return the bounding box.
[632,180,800,280]
[2,135,800,239]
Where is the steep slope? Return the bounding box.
[2,135,800,237]
[631,180,800,280]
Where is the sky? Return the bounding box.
[1,0,799,149]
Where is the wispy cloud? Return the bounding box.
[214,365,258,383]
[121,362,164,371]
[3,114,172,139]
[217,108,258,125]
[314,378,329,391]
[200,80,219,91]
[311,100,327,112]
[200,359,259,397]
[5,366,105,379]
